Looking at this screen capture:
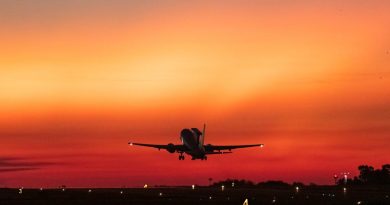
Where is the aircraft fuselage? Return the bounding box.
[180,128,206,160]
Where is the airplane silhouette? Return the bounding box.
[129,124,263,160]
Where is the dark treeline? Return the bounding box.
[211,179,313,188]
[338,164,390,185]
[210,164,390,188]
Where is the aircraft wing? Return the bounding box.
[205,144,263,152]
[128,142,188,152]
[206,151,232,154]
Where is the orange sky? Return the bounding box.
[1,0,390,187]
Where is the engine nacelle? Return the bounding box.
[166,143,175,153]
[204,144,213,152]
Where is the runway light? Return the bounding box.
[159,192,163,196]
[18,188,23,194]
[343,187,347,193]
[221,185,225,191]
[232,182,235,187]
[88,189,92,193]
[192,184,195,190]
[209,196,212,200]
[62,188,65,192]
[120,191,123,194]
[144,184,148,188]
[357,201,362,205]
[295,186,299,192]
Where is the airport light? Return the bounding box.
[18,188,23,194]
[232,182,235,187]
[343,187,347,193]
[295,186,299,193]
[209,196,212,200]
[39,188,43,191]
[221,185,225,191]
[144,184,148,188]
[88,189,92,193]
[192,184,195,190]
[357,201,362,205]
[333,174,339,185]
[159,192,163,196]
[120,190,123,194]
[341,172,350,185]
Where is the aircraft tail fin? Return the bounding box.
[199,123,206,148]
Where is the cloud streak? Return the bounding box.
[0,157,54,173]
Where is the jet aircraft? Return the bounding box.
[129,124,263,160]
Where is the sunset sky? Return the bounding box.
[1,0,389,188]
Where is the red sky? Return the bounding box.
[0,0,390,188]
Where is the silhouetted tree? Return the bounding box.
[358,165,374,183]
[292,182,305,187]
[257,180,290,188]
[211,179,255,188]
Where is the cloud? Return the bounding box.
[0,157,54,173]
[0,167,38,172]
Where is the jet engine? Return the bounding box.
[204,144,213,152]
[166,143,176,153]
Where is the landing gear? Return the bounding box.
[178,153,185,160]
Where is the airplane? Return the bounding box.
[128,124,264,160]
